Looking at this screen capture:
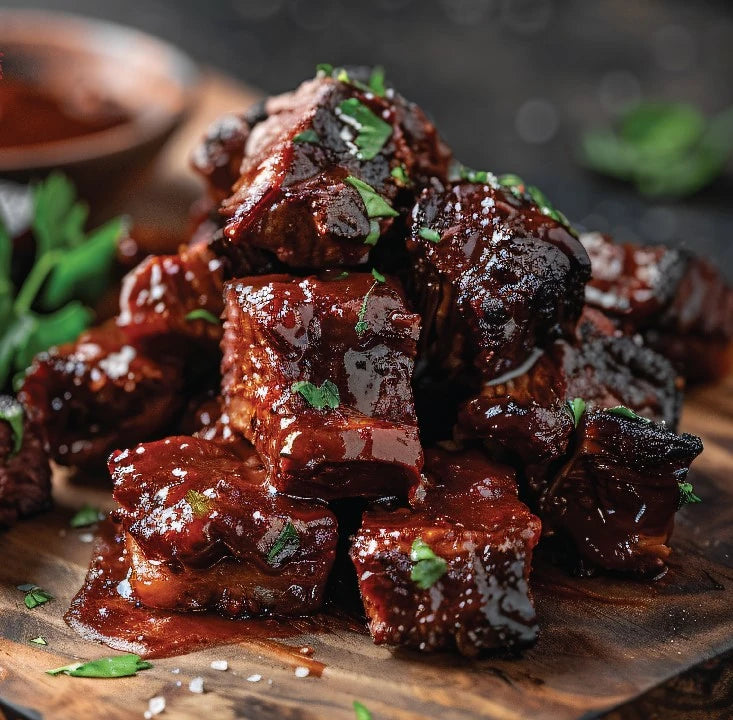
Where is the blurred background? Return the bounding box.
[2,0,732,274]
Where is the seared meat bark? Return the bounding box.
[539,409,703,577]
[581,231,733,382]
[221,273,423,499]
[407,179,591,382]
[351,448,541,656]
[111,436,338,616]
[117,241,224,348]
[212,68,451,269]
[21,323,185,468]
[0,396,52,527]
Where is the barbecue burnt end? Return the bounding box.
[111,436,338,617]
[221,273,423,500]
[217,69,451,269]
[581,231,733,383]
[407,181,591,383]
[0,396,52,528]
[538,410,703,577]
[351,448,541,656]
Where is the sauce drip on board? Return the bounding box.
[0,80,128,148]
[65,520,362,667]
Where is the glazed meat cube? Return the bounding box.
[221,273,423,499]
[351,448,541,656]
[581,232,733,382]
[117,241,225,347]
[218,67,451,269]
[111,436,337,617]
[0,396,52,527]
[20,323,185,468]
[539,409,703,577]
[407,180,591,381]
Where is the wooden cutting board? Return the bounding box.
[0,74,731,720]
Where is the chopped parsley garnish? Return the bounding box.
[316,63,334,76]
[337,99,393,160]
[368,66,386,97]
[409,538,447,589]
[566,397,586,427]
[0,173,125,388]
[0,396,24,455]
[266,520,300,565]
[18,584,53,609]
[390,164,410,186]
[459,166,492,184]
[29,636,47,646]
[497,173,526,196]
[185,489,212,516]
[495,173,575,233]
[185,308,220,325]
[345,176,398,224]
[70,504,103,528]
[418,227,441,243]
[353,700,373,720]
[678,481,702,507]
[293,129,319,144]
[337,271,350,279]
[364,220,381,246]
[291,379,340,410]
[606,405,651,424]
[354,271,385,335]
[47,654,153,678]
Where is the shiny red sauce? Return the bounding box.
[65,521,363,667]
[0,80,129,148]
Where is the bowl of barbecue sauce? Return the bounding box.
[0,10,199,194]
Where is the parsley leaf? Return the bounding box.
[371,268,386,283]
[18,584,53,609]
[409,538,448,589]
[353,700,373,720]
[418,227,441,243]
[368,66,386,97]
[316,63,334,76]
[566,397,586,427]
[0,395,24,455]
[46,654,153,678]
[337,99,393,160]
[345,176,398,220]
[185,489,212,516]
[294,129,320,144]
[390,164,410,187]
[606,405,651,423]
[678,481,702,508]
[267,521,300,565]
[70,504,103,528]
[459,166,492,184]
[364,219,380,246]
[291,380,340,409]
[29,636,47,646]
[185,309,221,325]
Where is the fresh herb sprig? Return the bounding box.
[17,584,53,609]
[409,537,448,589]
[566,397,586,427]
[267,520,300,565]
[353,700,373,720]
[605,405,651,424]
[355,269,386,335]
[0,395,24,455]
[678,481,702,508]
[0,173,125,388]
[70,504,103,528]
[291,379,340,410]
[580,102,733,198]
[337,100,393,160]
[47,654,153,678]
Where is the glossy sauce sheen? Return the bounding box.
[0,81,128,148]
[66,520,352,666]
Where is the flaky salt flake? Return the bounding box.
[294,666,310,678]
[189,676,204,693]
[246,674,262,682]
[210,660,228,671]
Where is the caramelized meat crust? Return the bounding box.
[217,70,451,269]
[221,273,423,499]
[407,181,591,381]
[351,448,541,656]
[0,396,52,527]
[539,411,703,577]
[581,232,733,382]
[117,241,225,347]
[112,436,338,616]
[21,323,185,467]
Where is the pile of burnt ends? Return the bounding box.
[18,65,725,657]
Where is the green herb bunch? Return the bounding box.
[0,173,125,390]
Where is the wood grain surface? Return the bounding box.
[0,74,731,720]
